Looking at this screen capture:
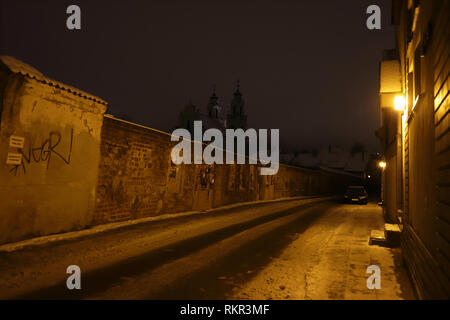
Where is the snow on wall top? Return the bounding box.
[0,55,108,106]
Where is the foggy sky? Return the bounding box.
[0,0,395,152]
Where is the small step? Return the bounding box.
[369,229,387,246]
[384,223,401,246]
[384,223,401,233]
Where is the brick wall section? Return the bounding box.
[94,115,361,225]
[94,116,174,223]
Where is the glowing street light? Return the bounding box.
[378,161,386,169]
[394,95,406,111]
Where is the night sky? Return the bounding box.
[0,0,395,152]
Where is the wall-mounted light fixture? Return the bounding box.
[394,95,406,111]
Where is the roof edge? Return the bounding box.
[0,55,108,106]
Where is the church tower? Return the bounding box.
[227,80,247,129]
[179,99,200,134]
[202,84,226,132]
[207,85,221,119]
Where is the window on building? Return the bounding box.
[414,44,422,102]
[407,8,414,42]
[408,72,414,113]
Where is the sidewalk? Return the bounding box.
[230,202,417,300]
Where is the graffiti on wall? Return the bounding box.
[8,129,74,176]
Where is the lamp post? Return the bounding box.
[378,159,386,206]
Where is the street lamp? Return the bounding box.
[394,95,406,111]
[378,161,386,169]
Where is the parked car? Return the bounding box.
[344,186,368,204]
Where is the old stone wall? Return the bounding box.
[0,70,106,245]
[93,115,361,225]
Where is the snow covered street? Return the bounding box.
[0,197,415,300]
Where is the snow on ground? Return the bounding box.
[0,198,416,300]
[0,197,327,299]
[229,203,416,300]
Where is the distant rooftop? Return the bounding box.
[281,146,369,175]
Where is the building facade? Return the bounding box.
[378,0,449,299]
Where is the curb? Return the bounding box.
[0,195,337,253]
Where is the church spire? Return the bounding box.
[234,79,241,96]
[227,80,247,129]
[207,84,220,118]
[211,84,217,99]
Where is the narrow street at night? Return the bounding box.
[0,198,415,300]
[1,0,449,308]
